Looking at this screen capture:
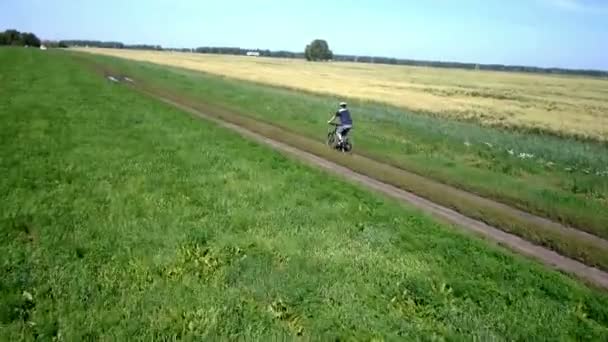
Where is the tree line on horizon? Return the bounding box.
[0,29,42,47]
[59,40,305,58]
[59,39,608,77]
[5,33,605,77]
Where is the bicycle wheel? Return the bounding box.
[342,140,352,152]
[326,132,336,147]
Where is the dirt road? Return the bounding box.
[137,89,608,290]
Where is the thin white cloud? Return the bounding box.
[551,0,585,11]
[542,0,608,13]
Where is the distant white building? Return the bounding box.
[246,51,260,57]
[40,45,47,50]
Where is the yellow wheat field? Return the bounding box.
[76,48,608,140]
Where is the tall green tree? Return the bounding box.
[0,30,41,46]
[22,32,41,47]
[304,39,333,61]
[4,30,21,45]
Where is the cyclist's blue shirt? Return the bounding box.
[336,108,353,125]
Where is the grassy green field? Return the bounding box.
[2,48,608,340]
[71,51,608,269]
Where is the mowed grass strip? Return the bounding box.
[73,52,608,237]
[75,48,608,141]
[76,52,608,240]
[74,52,608,270]
[2,48,608,340]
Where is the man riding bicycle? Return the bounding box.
[327,101,353,145]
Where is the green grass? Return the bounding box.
[70,51,608,271]
[72,51,608,241]
[123,89,608,271]
[2,47,608,340]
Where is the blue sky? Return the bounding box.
[2,0,607,69]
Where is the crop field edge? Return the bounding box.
[73,47,608,144]
[149,86,608,292]
[70,52,608,278]
[69,49,608,238]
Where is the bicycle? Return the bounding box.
[326,123,353,152]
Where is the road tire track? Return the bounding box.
[141,89,608,290]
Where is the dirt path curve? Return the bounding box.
[147,92,608,290]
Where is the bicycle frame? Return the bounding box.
[327,123,352,152]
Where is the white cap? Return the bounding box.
[339,102,347,107]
